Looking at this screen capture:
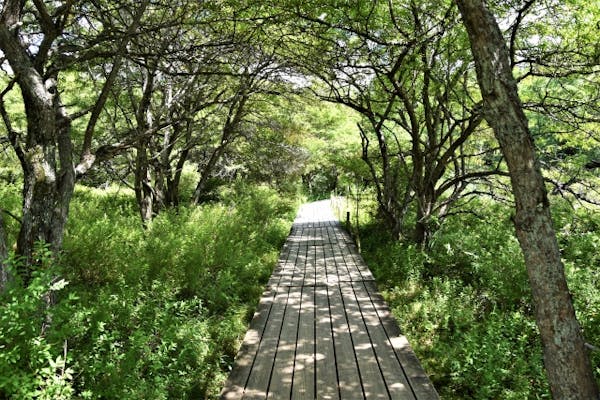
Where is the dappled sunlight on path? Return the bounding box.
[221,200,438,399]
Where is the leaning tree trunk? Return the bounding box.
[0,213,9,292]
[455,0,599,398]
[192,144,226,205]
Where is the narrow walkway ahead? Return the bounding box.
[221,200,439,399]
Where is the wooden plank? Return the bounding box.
[267,286,302,399]
[323,240,338,285]
[332,243,351,282]
[363,281,440,400]
[243,287,291,399]
[345,245,375,282]
[271,243,299,288]
[329,285,364,399]
[315,239,327,286]
[337,241,363,282]
[353,282,416,399]
[315,285,340,400]
[292,285,316,399]
[291,243,307,286]
[304,241,316,287]
[221,288,277,400]
[339,283,388,399]
[268,241,293,288]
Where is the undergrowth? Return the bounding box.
[0,183,296,399]
[359,198,600,399]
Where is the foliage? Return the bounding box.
[0,182,21,246]
[0,183,296,399]
[302,102,364,200]
[553,201,600,383]
[1,0,599,397]
[359,197,600,399]
[0,247,75,399]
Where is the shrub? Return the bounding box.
[358,198,578,399]
[1,183,296,398]
[0,247,75,399]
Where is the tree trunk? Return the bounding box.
[455,0,599,398]
[18,111,74,272]
[414,182,435,247]
[414,209,430,246]
[152,159,166,216]
[166,124,192,208]
[191,146,224,204]
[0,213,9,292]
[1,8,76,282]
[135,142,154,224]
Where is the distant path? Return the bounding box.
[221,200,439,399]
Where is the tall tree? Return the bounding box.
[454,0,599,398]
[0,0,149,278]
[0,212,8,291]
[284,0,499,244]
[512,0,600,205]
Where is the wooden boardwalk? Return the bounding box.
[221,200,439,399]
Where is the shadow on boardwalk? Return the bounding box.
[221,200,439,399]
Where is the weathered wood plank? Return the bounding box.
[220,288,277,400]
[223,200,437,400]
[353,282,416,399]
[332,243,351,282]
[329,284,364,399]
[315,239,327,286]
[267,286,302,399]
[292,285,316,399]
[363,281,440,400]
[345,245,375,281]
[323,240,338,285]
[340,283,388,399]
[304,241,316,287]
[243,287,291,399]
[315,285,340,400]
[291,243,307,286]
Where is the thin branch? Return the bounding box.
[0,208,21,224]
[78,0,150,173]
[509,0,536,68]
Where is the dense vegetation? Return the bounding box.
[1,0,599,398]
[336,194,600,399]
[0,182,296,398]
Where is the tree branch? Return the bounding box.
[78,0,150,174]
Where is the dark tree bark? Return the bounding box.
[133,70,157,224]
[135,139,154,224]
[165,122,193,208]
[0,213,9,292]
[0,3,75,275]
[191,92,249,205]
[455,0,599,398]
[0,0,148,279]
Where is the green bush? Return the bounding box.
[60,281,211,399]
[0,182,22,246]
[0,247,75,399]
[357,197,600,399]
[554,202,600,384]
[1,183,296,399]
